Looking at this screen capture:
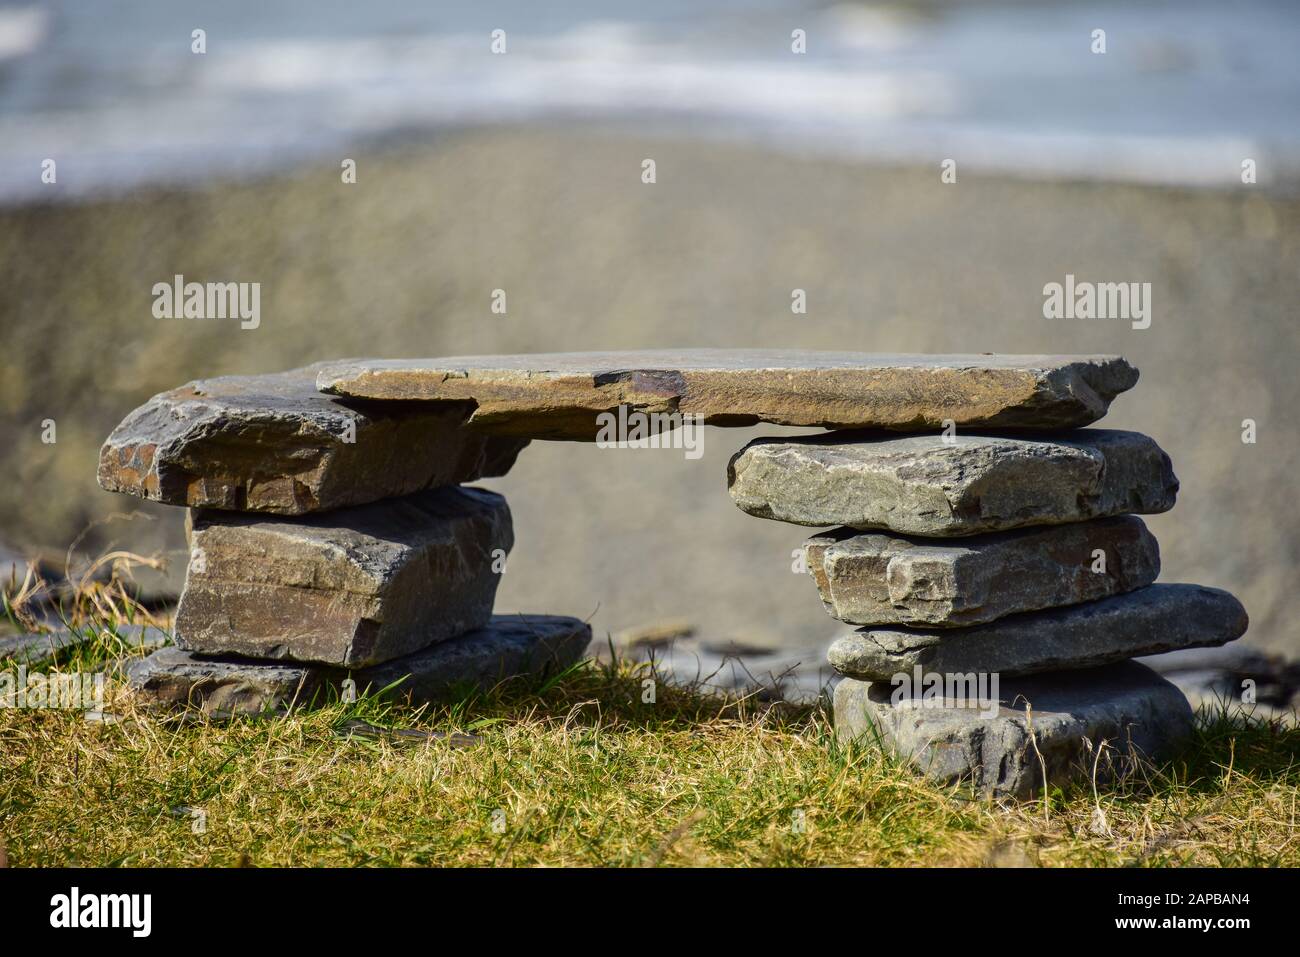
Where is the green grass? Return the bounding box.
[2,644,1297,867]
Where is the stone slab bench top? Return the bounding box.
[315,350,1138,438]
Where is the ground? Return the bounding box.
[2,614,1296,868]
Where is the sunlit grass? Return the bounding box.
[2,642,1296,867]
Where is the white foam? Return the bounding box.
[0,6,47,62]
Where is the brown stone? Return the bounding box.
[315,350,1139,438]
[174,487,512,667]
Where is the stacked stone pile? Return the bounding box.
[312,348,1254,798]
[98,366,590,717]
[96,349,1249,795]
[728,428,1249,799]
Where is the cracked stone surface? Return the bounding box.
[804,516,1160,627]
[125,646,322,716]
[729,429,1178,535]
[315,350,1139,439]
[127,614,591,717]
[833,660,1194,800]
[828,584,1248,680]
[97,365,528,514]
[175,486,512,667]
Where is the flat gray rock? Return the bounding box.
[353,613,592,704]
[98,365,528,514]
[729,429,1178,535]
[805,516,1160,627]
[834,661,1194,799]
[175,486,512,667]
[127,614,591,717]
[828,584,1248,680]
[316,351,1138,438]
[126,646,322,716]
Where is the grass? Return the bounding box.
[1,635,1297,867]
[2,556,1296,868]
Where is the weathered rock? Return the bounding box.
[175,487,512,667]
[805,516,1160,628]
[729,429,1177,535]
[834,661,1193,799]
[828,584,1248,680]
[316,351,1139,439]
[353,613,592,704]
[127,614,591,716]
[126,646,322,716]
[97,365,528,514]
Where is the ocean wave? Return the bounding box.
[0,5,48,62]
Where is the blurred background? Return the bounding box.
[2,0,1297,682]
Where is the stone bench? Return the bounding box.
[97,350,1246,798]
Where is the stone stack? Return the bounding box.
[94,349,1248,791]
[729,429,1249,799]
[97,365,591,717]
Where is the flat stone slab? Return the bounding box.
[127,614,591,717]
[315,351,1138,439]
[834,661,1194,799]
[805,516,1160,628]
[98,365,528,514]
[828,584,1248,680]
[175,487,513,667]
[729,429,1177,535]
[126,645,322,716]
[355,613,592,705]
